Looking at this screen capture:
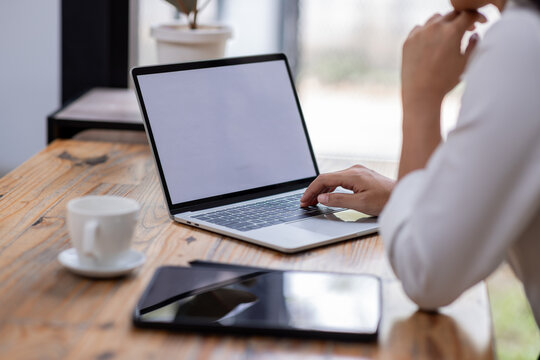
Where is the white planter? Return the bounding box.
[151,24,232,64]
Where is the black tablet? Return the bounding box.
[133,266,381,341]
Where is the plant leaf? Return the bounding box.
[164,0,197,15]
[163,0,179,11]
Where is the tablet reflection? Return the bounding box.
[139,271,381,336]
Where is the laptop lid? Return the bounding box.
[132,54,319,214]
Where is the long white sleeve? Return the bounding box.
[379,3,540,320]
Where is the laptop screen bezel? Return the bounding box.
[132,53,320,213]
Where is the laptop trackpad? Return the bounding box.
[288,210,377,236]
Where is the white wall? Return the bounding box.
[0,0,60,176]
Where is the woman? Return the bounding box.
[300,0,540,329]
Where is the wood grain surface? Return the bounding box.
[0,140,494,359]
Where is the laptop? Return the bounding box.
[131,53,378,253]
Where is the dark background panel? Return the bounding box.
[62,0,129,104]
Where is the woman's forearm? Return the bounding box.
[398,97,443,180]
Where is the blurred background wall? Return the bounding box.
[0,0,60,176]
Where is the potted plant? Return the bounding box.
[151,0,232,64]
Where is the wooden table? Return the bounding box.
[0,140,494,359]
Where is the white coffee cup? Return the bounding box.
[67,195,140,267]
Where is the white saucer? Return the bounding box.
[58,248,146,278]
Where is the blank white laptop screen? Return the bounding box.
[137,60,317,204]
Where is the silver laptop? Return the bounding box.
[131,54,378,253]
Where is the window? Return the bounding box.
[296,0,500,167]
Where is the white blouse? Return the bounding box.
[379,2,540,328]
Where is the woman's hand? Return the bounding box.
[401,11,485,107]
[299,165,395,216]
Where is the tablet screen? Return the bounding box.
[134,267,381,340]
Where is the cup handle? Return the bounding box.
[83,220,99,259]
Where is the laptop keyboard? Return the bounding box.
[192,193,339,232]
